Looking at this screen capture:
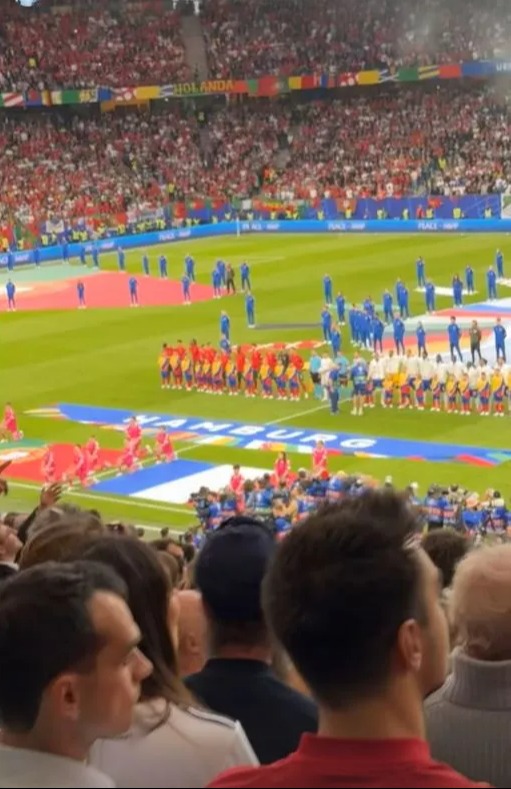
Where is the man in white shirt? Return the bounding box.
[386,350,400,378]
[447,355,466,382]
[419,352,435,391]
[368,353,385,406]
[0,561,152,788]
[434,355,448,385]
[319,354,334,401]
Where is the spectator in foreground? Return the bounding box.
[0,561,151,788]
[186,517,318,764]
[85,537,257,788]
[426,545,511,788]
[0,521,21,582]
[210,492,483,788]
[422,528,470,590]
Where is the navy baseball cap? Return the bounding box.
[196,517,276,623]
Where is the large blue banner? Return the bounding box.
[2,219,511,269]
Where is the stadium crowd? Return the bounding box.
[0,0,189,91]
[0,479,510,787]
[203,0,511,79]
[1,85,511,229]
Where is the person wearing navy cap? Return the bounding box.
[185,517,317,765]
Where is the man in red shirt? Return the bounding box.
[209,491,486,789]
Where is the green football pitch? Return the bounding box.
[0,232,510,532]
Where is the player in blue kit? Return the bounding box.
[62,240,69,264]
[372,314,384,353]
[398,283,409,318]
[363,296,375,318]
[212,268,221,299]
[336,292,346,325]
[76,280,86,309]
[33,247,40,266]
[182,274,191,305]
[245,291,255,328]
[494,317,507,361]
[465,265,474,293]
[79,244,86,266]
[360,311,371,349]
[416,256,426,287]
[448,316,462,361]
[240,261,251,292]
[6,280,16,312]
[142,253,150,276]
[416,322,427,354]
[159,255,168,278]
[487,266,497,300]
[383,290,393,323]
[351,353,368,416]
[117,246,125,272]
[216,259,226,287]
[321,306,332,343]
[220,310,230,340]
[129,276,139,307]
[393,316,405,355]
[323,274,333,305]
[452,275,463,307]
[185,255,195,282]
[327,366,340,414]
[7,250,14,272]
[331,324,341,357]
[348,305,358,345]
[425,281,435,313]
[92,244,100,268]
[496,248,504,279]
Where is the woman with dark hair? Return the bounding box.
[85,537,257,787]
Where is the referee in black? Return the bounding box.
[226,263,236,294]
[469,319,482,363]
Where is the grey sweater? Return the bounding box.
[425,647,511,788]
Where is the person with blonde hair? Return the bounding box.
[426,545,511,787]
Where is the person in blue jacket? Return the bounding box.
[321,306,332,343]
[372,314,384,353]
[452,275,463,307]
[494,317,507,361]
[393,316,405,355]
[399,283,410,318]
[448,316,462,361]
[487,266,497,300]
[416,322,427,355]
[425,281,435,313]
[496,248,504,279]
[336,292,346,325]
[323,274,333,305]
[465,265,474,294]
[383,290,393,323]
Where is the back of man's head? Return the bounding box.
[0,560,146,746]
[263,491,449,710]
[450,544,511,661]
[422,529,469,589]
[195,517,275,649]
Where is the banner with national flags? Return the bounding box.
[0,59,506,109]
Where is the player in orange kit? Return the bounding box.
[1,402,22,442]
[153,427,175,463]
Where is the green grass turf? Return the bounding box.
[1,232,511,532]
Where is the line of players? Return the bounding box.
[158,340,309,399]
[43,417,176,487]
[344,350,511,416]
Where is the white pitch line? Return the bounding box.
[267,396,353,426]
[8,480,192,516]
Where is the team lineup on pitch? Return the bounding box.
[2,233,511,524]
